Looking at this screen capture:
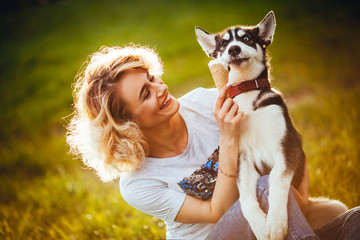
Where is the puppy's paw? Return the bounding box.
[265,212,288,240]
[249,213,267,240]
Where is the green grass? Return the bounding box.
[0,0,359,238]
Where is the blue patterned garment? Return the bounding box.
[177,148,219,200]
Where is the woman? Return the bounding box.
[67,45,360,240]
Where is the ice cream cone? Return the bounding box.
[208,59,229,90]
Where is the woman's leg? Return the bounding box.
[206,175,319,240]
[205,193,255,240]
[315,206,360,240]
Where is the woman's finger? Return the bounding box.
[221,98,235,112]
[214,84,231,111]
[215,99,233,120]
[233,111,244,125]
[228,101,239,116]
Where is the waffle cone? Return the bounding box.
[208,60,229,90]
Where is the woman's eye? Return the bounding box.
[150,75,155,82]
[243,36,250,42]
[144,90,150,100]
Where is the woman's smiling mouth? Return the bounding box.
[160,93,171,110]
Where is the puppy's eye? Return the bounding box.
[243,36,250,42]
[221,40,228,46]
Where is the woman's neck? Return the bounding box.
[142,112,188,158]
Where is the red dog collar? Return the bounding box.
[228,78,270,98]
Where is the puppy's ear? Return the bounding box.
[195,27,216,57]
[257,11,276,45]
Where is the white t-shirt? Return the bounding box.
[120,88,220,239]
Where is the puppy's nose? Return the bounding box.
[228,46,241,56]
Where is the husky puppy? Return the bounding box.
[195,11,347,240]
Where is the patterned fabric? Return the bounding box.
[177,148,219,200]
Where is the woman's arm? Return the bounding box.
[291,165,309,212]
[175,84,244,224]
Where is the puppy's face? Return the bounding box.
[195,11,276,71]
[214,27,265,69]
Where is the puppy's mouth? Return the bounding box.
[230,57,249,65]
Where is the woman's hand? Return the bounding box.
[213,84,244,142]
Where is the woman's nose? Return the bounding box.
[155,82,168,97]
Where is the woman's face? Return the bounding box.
[117,68,180,129]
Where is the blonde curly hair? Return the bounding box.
[66,45,163,182]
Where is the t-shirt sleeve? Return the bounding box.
[200,88,219,111]
[119,176,186,222]
[179,87,219,117]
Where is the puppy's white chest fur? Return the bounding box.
[233,91,287,173]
